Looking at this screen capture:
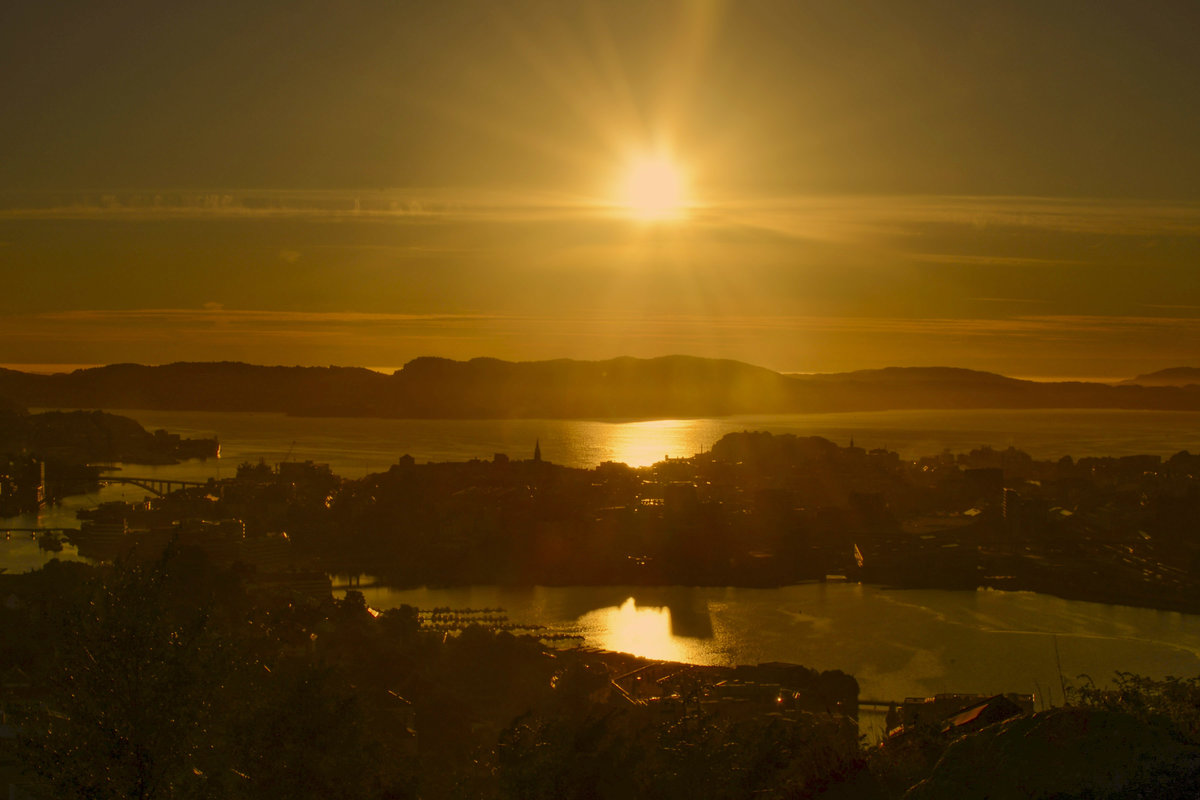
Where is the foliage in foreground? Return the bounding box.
[1069,671,1200,745]
[13,555,386,800]
[498,706,868,800]
[10,554,1200,800]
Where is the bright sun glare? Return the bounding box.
[619,156,688,221]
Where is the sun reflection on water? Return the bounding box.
[599,419,708,468]
[582,597,692,662]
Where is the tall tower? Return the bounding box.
[533,439,542,463]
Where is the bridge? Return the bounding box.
[859,699,900,709]
[99,476,217,497]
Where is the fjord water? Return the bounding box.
[7,407,1200,706]
[39,406,1200,478]
[12,406,1200,539]
[338,582,1200,719]
[9,405,1200,569]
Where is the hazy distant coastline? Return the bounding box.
[1,357,1198,420]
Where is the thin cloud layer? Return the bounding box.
[4,191,1200,238]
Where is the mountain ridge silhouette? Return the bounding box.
[1,357,1198,418]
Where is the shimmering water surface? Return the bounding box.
[33,406,1200,477]
[10,407,1200,545]
[5,408,1200,705]
[124,407,1200,470]
[341,583,1200,709]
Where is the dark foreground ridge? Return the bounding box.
[4,557,1200,799]
[2,356,1200,417]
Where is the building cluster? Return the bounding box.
[0,455,44,518]
[23,432,1200,612]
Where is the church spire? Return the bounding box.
[533,439,541,463]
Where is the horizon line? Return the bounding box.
[0,357,1176,385]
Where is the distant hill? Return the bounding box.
[0,408,197,464]
[0,362,390,415]
[0,395,28,415]
[1,357,1200,418]
[785,366,1200,412]
[386,355,794,418]
[1121,367,1200,387]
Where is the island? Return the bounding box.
[1,357,1200,419]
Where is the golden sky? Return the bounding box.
[2,1,1199,379]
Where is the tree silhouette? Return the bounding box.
[18,551,380,799]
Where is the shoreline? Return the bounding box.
[329,575,1200,619]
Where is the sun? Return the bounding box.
[618,155,688,221]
